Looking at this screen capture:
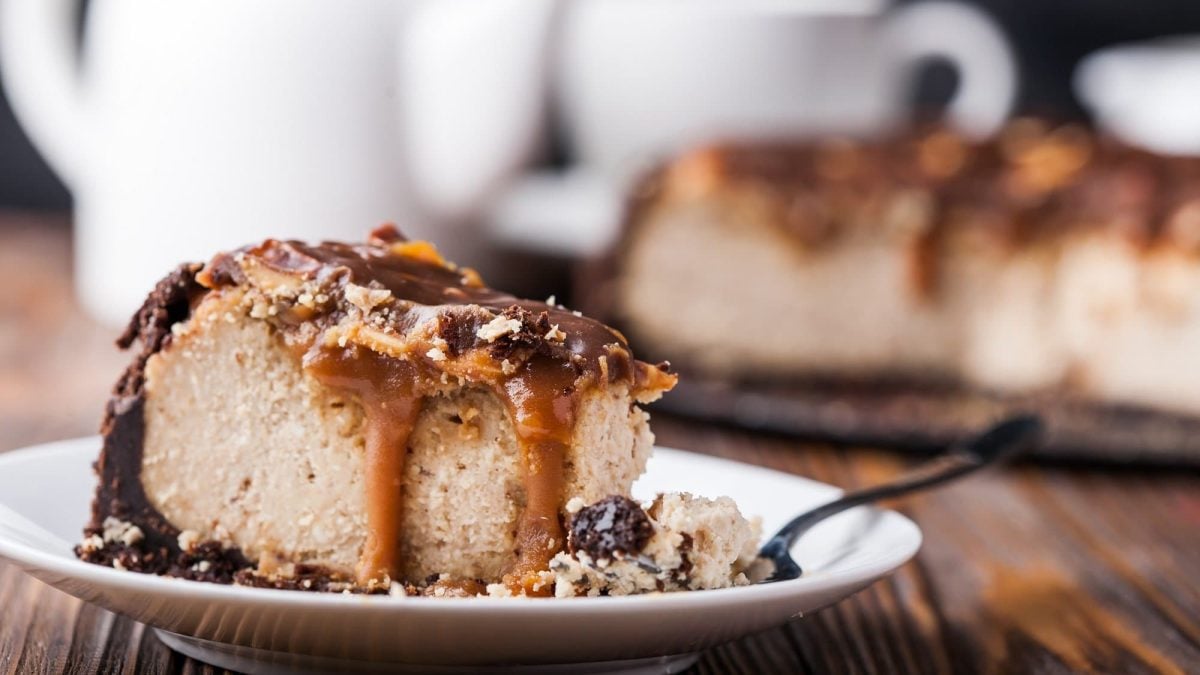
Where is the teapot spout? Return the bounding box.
[401,0,559,223]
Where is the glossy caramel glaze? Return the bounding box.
[197,226,675,590]
[303,346,422,585]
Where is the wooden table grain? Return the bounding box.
[1,212,1198,674]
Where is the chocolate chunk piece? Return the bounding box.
[568,495,654,561]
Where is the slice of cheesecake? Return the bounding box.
[77,226,759,596]
[607,120,1200,416]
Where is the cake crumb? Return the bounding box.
[485,583,515,598]
[549,493,761,597]
[177,529,201,552]
[119,525,144,547]
[101,517,143,546]
[426,346,447,362]
[79,534,104,553]
[249,301,271,319]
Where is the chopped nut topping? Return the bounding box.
[477,314,523,343]
[345,284,394,312]
[544,324,567,342]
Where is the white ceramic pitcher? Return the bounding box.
[0,0,556,326]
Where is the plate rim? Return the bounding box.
[0,436,922,616]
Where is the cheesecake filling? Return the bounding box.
[190,225,676,592]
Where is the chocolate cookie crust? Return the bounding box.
[80,263,216,566]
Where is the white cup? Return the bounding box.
[1076,37,1200,156]
[0,0,556,326]
[558,0,1018,185]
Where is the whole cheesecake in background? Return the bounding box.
[607,119,1200,417]
[77,226,761,597]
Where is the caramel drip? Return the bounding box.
[304,345,422,586]
[499,355,581,596]
[304,343,584,593]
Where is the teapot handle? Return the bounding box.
[0,0,82,185]
[398,0,558,222]
[885,1,1017,137]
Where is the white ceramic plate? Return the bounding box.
[0,437,921,674]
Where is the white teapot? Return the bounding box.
[0,0,556,326]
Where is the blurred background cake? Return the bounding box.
[604,121,1200,416]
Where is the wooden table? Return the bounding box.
[1,212,1197,674]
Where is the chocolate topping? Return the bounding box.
[568,496,655,561]
[487,305,557,360]
[654,123,1200,253]
[199,226,657,386]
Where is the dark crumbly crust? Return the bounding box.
[85,264,203,555]
[234,565,379,594]
[77,263,259,580]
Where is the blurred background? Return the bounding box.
[8,0,1200,210]
[5,0,1200,462]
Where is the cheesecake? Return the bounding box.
[607,120,1200,416]
[77,226,760,596]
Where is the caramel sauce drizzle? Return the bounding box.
[499,356,581,595]
[304,345,423,586]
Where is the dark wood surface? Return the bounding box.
[1,213,1198,674]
